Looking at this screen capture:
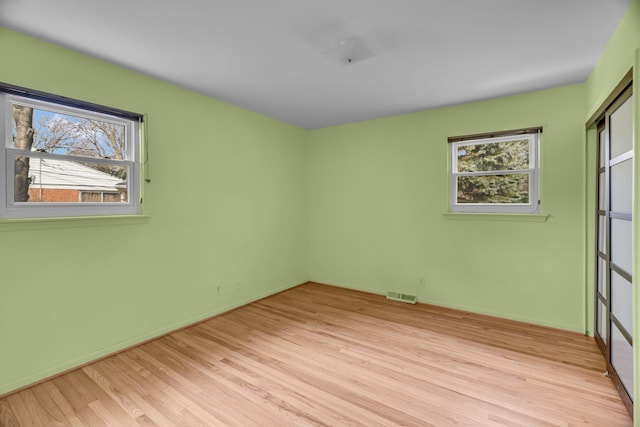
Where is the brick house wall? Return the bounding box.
[28,188,78,202]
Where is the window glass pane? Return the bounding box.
[611,158,632,214]
[11,104,127,160]
[457,174,529,204]
[457,139,529,172]
[610,218,632,274]
[611,270,632,335]
[611,324,634,400]
[610,96,633,159]
[14,156,128,203]
[597,299,607,341]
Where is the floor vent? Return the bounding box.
[386,291,417,304]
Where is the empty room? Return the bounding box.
[0,0,639,425]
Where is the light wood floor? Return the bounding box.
[0,282,632,426]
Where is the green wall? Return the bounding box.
[0,28,309,396]
[308,84,587,332]
[583,0,640,419]
[586,0,640,115]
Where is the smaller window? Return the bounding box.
[449,128,540,213]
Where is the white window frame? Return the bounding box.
[449,131,540,214]
[0,90,140,218]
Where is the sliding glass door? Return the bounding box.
[594,86,633,415]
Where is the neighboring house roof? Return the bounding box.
[27,157,125,192]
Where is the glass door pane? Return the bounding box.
[597,299,607,341]
[610,218,632,274]
[610,96,633,159]
[598,257,607,297]
[610,159,632,214]
[598,173,606,210]
[598,216,606,254]
[611,324,634,400]
[611,270,632,334]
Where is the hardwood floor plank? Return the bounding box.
[90,358,178,426]
[0,283,632,426]
[0,400,19,427]
[87,400,139,427]
[3,394,40,427]
[51,372,98,413]
[82,365,147,424]
[28,383,68,426]
[13,388,67,427]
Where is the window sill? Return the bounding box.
[0,214,151,232]
[443,212,549,222]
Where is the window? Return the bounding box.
[449,127,541,213]
[0,83,141,218]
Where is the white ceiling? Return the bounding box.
[0,0,630,129]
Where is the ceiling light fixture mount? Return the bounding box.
[322,38,376,66]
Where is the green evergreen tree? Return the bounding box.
[457,139,529,203]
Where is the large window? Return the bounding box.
[0,84,141,218]
[449,128,541,213]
